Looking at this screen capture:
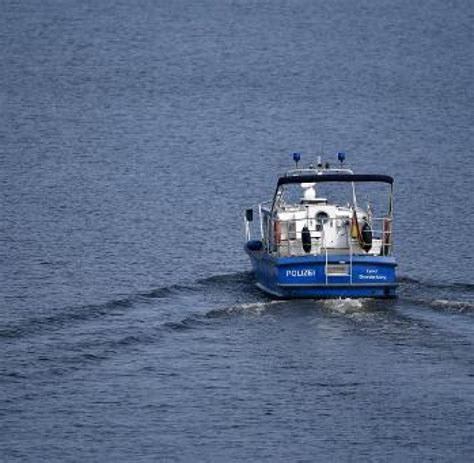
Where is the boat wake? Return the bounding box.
[398,275,474,293]
[321,298,367,314]
[404,297,474,313]
[3,272,473,384]
[205,300,286,318]
[0,272,259,340]
[2,272,472,342]
[397,275,474,314]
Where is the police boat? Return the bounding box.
[244,152,397,298]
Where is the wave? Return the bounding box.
[3,283,472,383]
[3,271,472,341]
[321,298,367,314]
[83,299,280,355]
[1,298,285,382]
[403,297,474,313]
[397,274,474,313]
[204,300,284,318]
[161,300,284,332]
[0,297,134,339]
[431,299,474,309]
[0,272,255,340]
[398,275,474,293]
[196,271,254,286]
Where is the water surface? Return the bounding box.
[1,0,473,461]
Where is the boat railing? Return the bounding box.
[244,202,271,242]
[245,209,393,257]
[267,216,393,257]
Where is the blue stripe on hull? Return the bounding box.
[246,248,397,299]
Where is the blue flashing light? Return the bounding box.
[337,152,346,164]
[292,152,301,168]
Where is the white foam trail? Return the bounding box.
[431,299,474,310]
[227,300,285,315]
[322,298,366,314]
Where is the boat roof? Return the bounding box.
[277,173,394,186]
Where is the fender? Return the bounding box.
[301,226,312,253]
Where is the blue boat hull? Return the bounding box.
[245,246,397,299]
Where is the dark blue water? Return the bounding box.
[1,0,473,461]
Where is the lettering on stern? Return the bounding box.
[358,268,387,281]
[286,269,316,278]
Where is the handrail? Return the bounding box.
[265,216,393,257]
[244,203,393,258]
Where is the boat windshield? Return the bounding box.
[274,180,392,217]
